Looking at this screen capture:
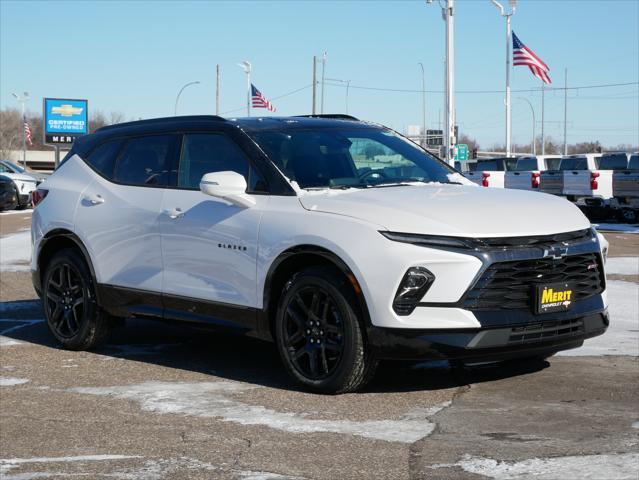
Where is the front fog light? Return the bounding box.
[393,267,435,316]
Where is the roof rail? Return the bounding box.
[95,115,226,133]
[294,114,360,121]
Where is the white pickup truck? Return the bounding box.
[540,154,600,200]
[465,157,518,188]
[610,152,638,222]
[504,155,562,191]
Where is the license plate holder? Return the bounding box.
[535,282,574,314]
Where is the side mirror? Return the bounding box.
[199,171,255,208]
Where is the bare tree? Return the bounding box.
[0,108,22,160]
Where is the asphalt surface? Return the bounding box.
[1,212,638,479]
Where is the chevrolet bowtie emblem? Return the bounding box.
[544,246,568,260]
[51,105,83,116]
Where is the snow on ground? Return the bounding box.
[606,256,639,276]
[559,280,639,357]
[0,230,31,272]
[428,452,639,480]
[593,223,639,234]
[0,209,33,216]
[70,381,449,443]
[0,377,29,386]
[0,454,141,477]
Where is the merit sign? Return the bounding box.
[43,98,88,145]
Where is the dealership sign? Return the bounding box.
[43,98,88,145]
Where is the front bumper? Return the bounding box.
[368,309,608,362]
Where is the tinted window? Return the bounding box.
[629,154,639,170]
[87,139,123,178]
[546,157,562,170]
[177,133,251,189]
[251,128,454,189]
[114,135,177,186]
[514,157,539,171]
[599,154,628,170]
[559,156,588,170]
[477,158,506,171]
[0,164,9,173]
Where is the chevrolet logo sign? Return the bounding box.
[51,105,84,117]
[543,246,568,260]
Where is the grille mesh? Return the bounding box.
[464,252,605,311]
[508,318,585,344]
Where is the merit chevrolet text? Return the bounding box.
[31,115,609,393]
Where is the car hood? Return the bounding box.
[298,184,590,237]
[0,172,37,183]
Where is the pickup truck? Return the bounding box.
[464,157,518,188]
[504,155,562,191]
[610,153,638,222]
[540,154,601,199]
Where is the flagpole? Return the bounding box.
[247,66,251,117]
[541,82,545,155]
[563,67,568,155]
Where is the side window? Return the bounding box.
[178,133,251,189]
[114,135,177,187]
[86,139,123,178]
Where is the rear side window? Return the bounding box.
[560,156,587,170]
[114,135,178,187]
[599,154,628,170]
[86,139,123,178]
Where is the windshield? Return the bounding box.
[1,161,26,173]
[250,127,455,189]
[599,154,628,170]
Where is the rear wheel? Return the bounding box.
[275,267,377,394]
[42,249,113,350]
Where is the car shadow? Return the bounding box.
[1,301,549,394]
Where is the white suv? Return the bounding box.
[31,115,609,393]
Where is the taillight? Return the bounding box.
[590,172,600,190]
[481,172,490,187]
[531,172,540,188]
[32,189,48,207]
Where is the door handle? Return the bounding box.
[84,193,104,205]
[163,207,184,219]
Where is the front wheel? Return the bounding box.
[42,249,113,350]
[275,267,377,394]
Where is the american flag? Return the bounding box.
[251,84,276,112]
[512,32,551,85]
[23,117,33,146]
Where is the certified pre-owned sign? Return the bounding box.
[43,98,88,145]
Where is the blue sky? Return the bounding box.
[1,0,637,148]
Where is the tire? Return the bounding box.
[42,248,113,350]
[274,267,378,394]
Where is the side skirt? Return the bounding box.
[96,284,269,339]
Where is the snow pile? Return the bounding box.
[605,256,639,276]
[0,230,31,272]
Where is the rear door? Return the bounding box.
[159,130,269,324]
[561,156,592,196]
[74,134,180,295]
[613,154,639,198]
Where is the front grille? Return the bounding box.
[476,229,591,249]
[464,252,605,311]
[508,318,585,345]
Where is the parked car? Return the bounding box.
[505,156,544,191]
[0,162,38,208]
[0,160,49,183]
[610,152,638,222]
[0,175,19,211]
[464,157,518,188]
[31,115,609,393]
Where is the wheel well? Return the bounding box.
[37,231,96,292]
[264,247,369,340]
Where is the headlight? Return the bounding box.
[393,267,435,315]
[380,231,475,249]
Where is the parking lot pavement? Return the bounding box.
[1,213,638,479]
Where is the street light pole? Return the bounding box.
[11,92,29,168]
[216,64,221,115]
[326,78,351,113]
[491,0,516,157]
[418,62,427,145]
[237,61,252,117]
[320,52,327,114]
[517,97,536,155]
[443,0,455,165]
[312,56,317,114]
[174,81,200,116]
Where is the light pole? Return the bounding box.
[12,92,29,168]
[491,0,516,157]
[237,61,252,116]
[320,52,327,114]
[418,62,427,145]
[517,97,536,155]
[326,78,351,113]
[174,81,200,116]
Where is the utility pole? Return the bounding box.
[237,61,251,117]
[563,67,568,155]
[491,0,516,157]
[11,92,29,168]
[541,83,545,155]
[518,97,535,155]
[418,62,427,145]
[216,64,221,115]
[312,56,317,114]
[320,52,327,114]
[444,0,455,165]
